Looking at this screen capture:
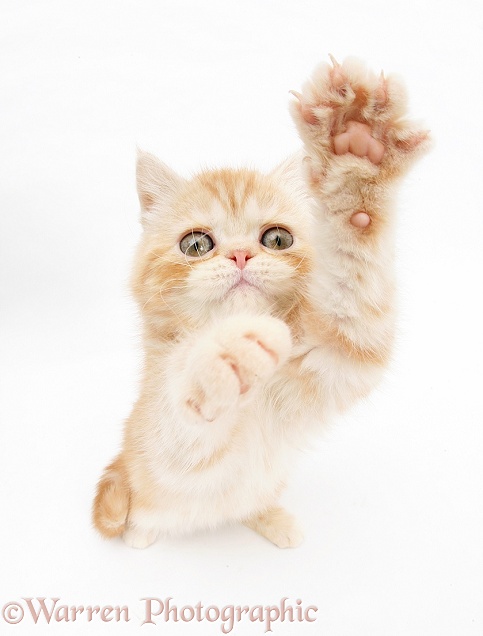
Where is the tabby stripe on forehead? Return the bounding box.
[199,170,257,214]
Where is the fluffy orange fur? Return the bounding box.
[92,57,429,549]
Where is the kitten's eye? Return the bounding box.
[260,227,293,250]
[179,231,214,257]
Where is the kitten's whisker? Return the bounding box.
[292,252,307,272]
[150,252,194,267]
[157,289,184,319]
[142,289,163,311]
[183,252,197,270]
[158,276,190,289]
[141,277,190,311]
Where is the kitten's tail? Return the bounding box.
[92,455,130,538]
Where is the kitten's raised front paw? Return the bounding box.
[182,315,292,423]
[290,55,430,178]
[244,506,304,548]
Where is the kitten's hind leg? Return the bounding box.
[122,488,160,549]
[123,524,159,550]
[244,506,304,548]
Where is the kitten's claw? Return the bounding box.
[328,53,339,67]
[374,72,388,107]
[290,90,318,125]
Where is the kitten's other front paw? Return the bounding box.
[290,55,430,178]
[182,315,292,423]
[244,506,304,548]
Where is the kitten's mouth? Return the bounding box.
[233,279,253,288]
[230,273,259,292]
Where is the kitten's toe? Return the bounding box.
[185,354,242,423]
[219,315,292,378]
[123,526,158,549]
[244,506,304,549]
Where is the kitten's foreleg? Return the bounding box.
[166,314,292,425]
[291,57,429,364]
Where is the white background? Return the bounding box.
[1,1,482,634]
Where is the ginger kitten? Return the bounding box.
[93,57,429,549]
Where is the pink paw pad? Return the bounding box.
[350,211,371,228]
[333,121,385,165]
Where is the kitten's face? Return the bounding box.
[133,157,314,327]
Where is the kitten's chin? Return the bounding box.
[219,284,271,315]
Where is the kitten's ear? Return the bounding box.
[136,150,185,227]
[269,152,307,199]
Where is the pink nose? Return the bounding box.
[229,250,252,270]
